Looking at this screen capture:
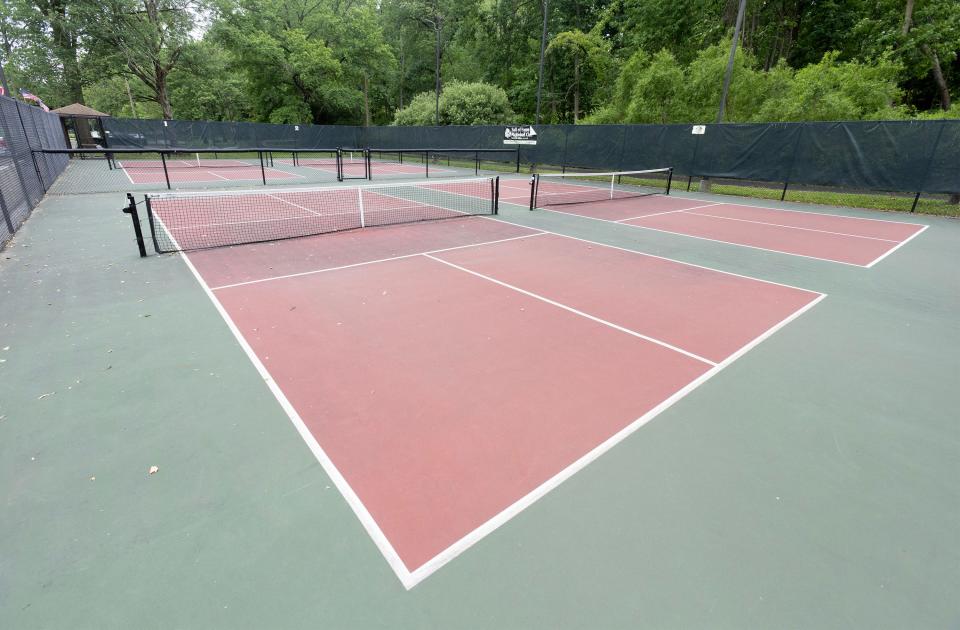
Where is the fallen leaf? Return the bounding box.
[37,392,55,400]
[148,465,159,475]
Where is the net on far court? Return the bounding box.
[143,176,499,253]
[530,168,673,210]
[114,152,263,170]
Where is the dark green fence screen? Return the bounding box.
[98,117,960,196]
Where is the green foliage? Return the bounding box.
[755,53,903,122]
[393,80,514,125]
[392,91,436,125]
[588,42,906,125]
[545,29,611,122]
[1,0,956,123]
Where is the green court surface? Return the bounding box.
[1,183,958,629]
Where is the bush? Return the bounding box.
[393,81,515,125]
[392,92,436,125]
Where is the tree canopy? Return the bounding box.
[0,0,956,124]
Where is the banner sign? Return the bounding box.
[504,125,537,145]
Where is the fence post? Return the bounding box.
[913,120,948,211]
[0,188,15,234]
[780,123,805,201]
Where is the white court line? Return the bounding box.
[211,231,547,290]
[423,254,717,367]
[266,193,326,218]
[864,223,930,268]
[479,216,824,296]
[119,165,136,185]
[666,192,930,228]
[537,206,874,268]
[612,202,723,222]
[168,206,826,589]
[207,170,231,181]
[680,210,903,242]
[402,291,826,588]
[158,216,416,590]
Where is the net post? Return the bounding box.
[515,149,520,173]
[337,147,344,182]
[143,195,162,254]
[475,150,479,176]
[122,193,147,258]
[529,174,538,210]
[259,150,266,185]
[426,150,430,178]
[666,168,674,195]
[780,181,789,201]
[911,192,921,213]
[160,152,171,190]
[366,148,372,180]
[357,187,366,227]
[493,176,500,214]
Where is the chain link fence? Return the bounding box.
[0,93,68,249]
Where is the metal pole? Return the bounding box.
[717,0,748,124]
[434,22,441,126]
[702,0,747,193]
[160,152,171,190]
[535,0,550,124]
[122,193,147,257]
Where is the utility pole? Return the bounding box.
[701,0,747,193]
[535,0,549,124]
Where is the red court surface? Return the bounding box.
[122,164,299,184]
[174,215,825,588]
[503,178,928,267]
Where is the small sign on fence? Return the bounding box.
[692,125,706,135]
[504,125,537,145]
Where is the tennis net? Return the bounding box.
[141,176,500,253]
[529,168,673,210]
[113,151,266,170]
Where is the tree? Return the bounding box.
[546,29,610,122]
[390,0,463,125]
[82,0,201,118]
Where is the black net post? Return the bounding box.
[143,195,162,254]
[122,193,147,257]
[259,150,266,185]
[529,174,538,210]
[666,168,674,195]
[425,151,430,178]
[160,152,171,189]
[493,176,500,214]
[515,149,521,173]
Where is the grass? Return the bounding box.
[688,181,960,218]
